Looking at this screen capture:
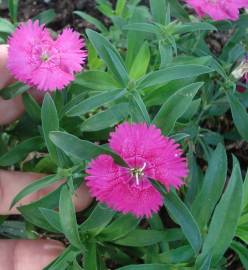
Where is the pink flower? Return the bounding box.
[237,76,248,93]
[7,20,87,92]
[185,0,248,21]
[86,123,188,218]
[233,55,248,93]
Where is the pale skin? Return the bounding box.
[0,45,92,270]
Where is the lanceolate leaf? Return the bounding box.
[129,42,150,80]
[129,91,150,124]
[80,203,115,235]
[137,65,212,89]
[81,103,129,132]
[86,29,129,86]
[198,163,243,265]
[0,18,15,33]
[84,241,98,270]
[191,144,227,229]
[231,241,248,269]
[99,214,140,241]
[153,82,203,134]
[59,186,82,249]
[0,82,29,99]
[49,131,125,165]
[164,192,202,254]
[75,70,121,91]
[74,11,108,33]
[0,136,44,166]
[150,0,167,25]
[117,264,173,270]
[41,94,66,166]
[66,89,126,117]
[114,230,165,247]
[227,92,248,141]
[11,174,61,208]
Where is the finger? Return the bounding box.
[0,170,92,215]
[0,239,64,270]
[0,96,25,125]
[0,45,43,125]
[0,45,13,89]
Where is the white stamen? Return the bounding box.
[135,174,140,185]
[141,162,147,171]
[131,162,147,186]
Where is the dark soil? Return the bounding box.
[0,0,113,32]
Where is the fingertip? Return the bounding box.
[73,182,92,212]
[0,239,65,270]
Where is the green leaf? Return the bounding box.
[231,241,248,269]
[129,42,150,80]
[115,0,126,15]
[0,82,29,100]
[198,163,243,265]
[11,174,61,208]
[114,229,165,247]
[80,203,115,236]
[242,170,248,211]
[66,90,126,117]
[39,207,62,232]
[0,137,44,166]
[129,91,150,124]
[195,255,212,270]
[150,0,167,25]
[0,18,15,33]
[159,41,173,68]
[153,82,203,134]
[72,259,83,270]
[96,0,113,17]
[49,131,125,165]
[84,241,98,270]
[191,144,227,229]
[22,92,41,122]
[158,245,194,264]
[174,22,217,34]
[33,9,56,25]
[99,214,139,241]
[41,94,60,163]
[126,7,148,70]
[86,29,129,86]
[236,229,248,246]
[227,92,248,141]
[59,186,82,249]
[117,264,171,270]
[75,71,121,91]
[18,184,64,232]
[8,0,19,23]
[42,94,70,167]
[124,23,161,35]
[137,65,212,89]
[167,0,189,20]
[74,11,108,33]
[44,246,79,270]
[164,191,202,254]
[81,103,129,132]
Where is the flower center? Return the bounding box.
[207,0,218,4]
[130,163,146,185]
[40,52,50,62]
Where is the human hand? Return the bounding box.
[0,44,92,270]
